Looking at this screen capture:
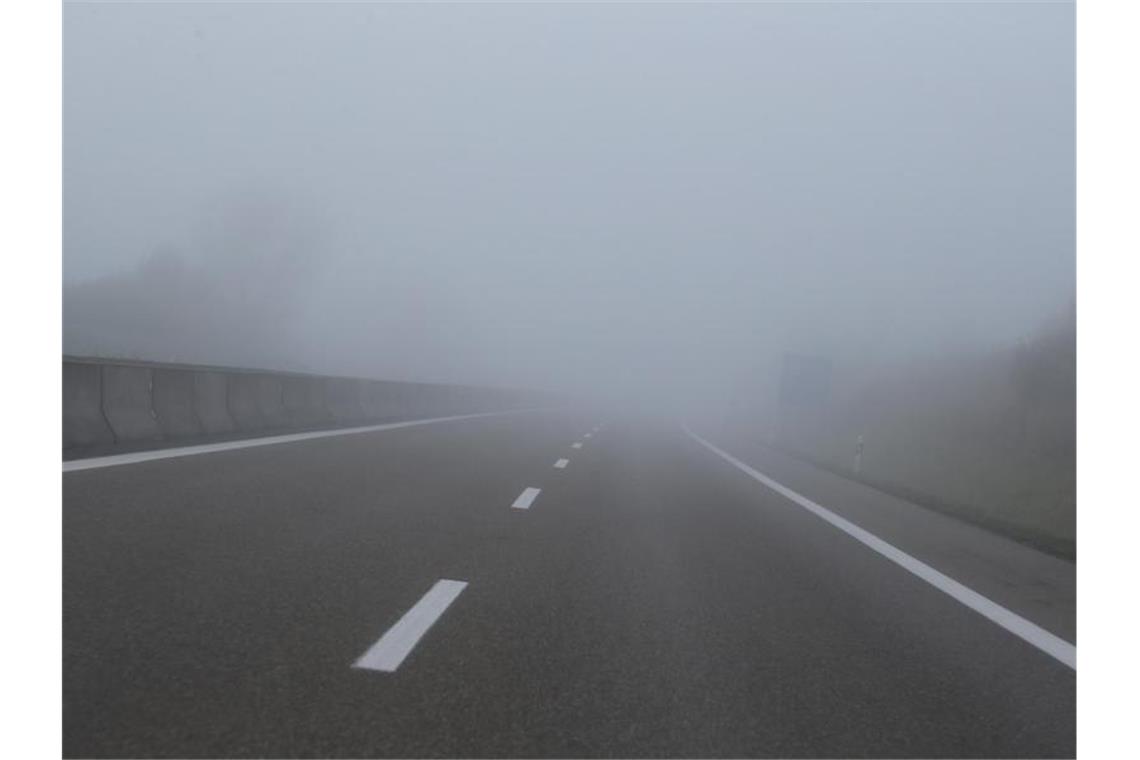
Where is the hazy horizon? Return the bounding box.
[64,1,1074,413]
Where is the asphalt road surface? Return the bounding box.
[63,410,1076,758]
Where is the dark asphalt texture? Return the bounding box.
[63,412,1075,758]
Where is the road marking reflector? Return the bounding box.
[353,579,468,673]
[682,426,1076,671]
[512,487,542,510]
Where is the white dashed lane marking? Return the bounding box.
[353,579,468,673]
[511,487,542,510]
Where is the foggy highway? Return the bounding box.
[63,409,1075,758]
[59,5,1078,755]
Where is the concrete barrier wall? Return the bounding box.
[227,373,266,432]
[416,385,455,417]
[63,362,115,449]
[442,386,469,415]
[455,386,491,414]
[282,376,330,427]
[362,380,407,421]
[326,378,365,423]
[401,385,429,418]
[63,356,545,457]
[102,365,163,443]
[398,384,431,419]
[380,383,417,420]
[194,372,236,434]
[255,374,289,429]
[152,369,202,438]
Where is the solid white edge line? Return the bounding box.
[512,487,542,510]
[682,425,1076,671]
[353,579,468,672]
[554,458,569,469]
[63,408,548,472]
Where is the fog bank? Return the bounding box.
[65,1,1074,420]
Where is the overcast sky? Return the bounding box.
[64,1,1073,412]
